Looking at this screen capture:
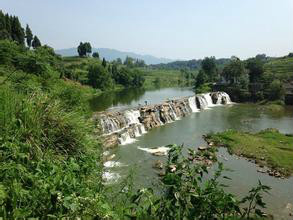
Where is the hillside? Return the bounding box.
[55,47,174,65]
[264,57,293,82]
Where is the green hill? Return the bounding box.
[264,57,293,82]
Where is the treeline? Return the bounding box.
[194,54,292,102]
[0,10,41,48]
[150,58,230,70]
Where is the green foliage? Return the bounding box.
[92,51,99,59]
[32,35,41,49]
[201,56,217,81]
[88,63,114,90]
[0,11,26,45]
[266,79,285,101]
[222,57,246,84]
[77,42,92,57]
[195,83,212,94]
[111,144,271,220]
[246,58,264,83]
[25,24,33,48]
[0,87,111,218]
[195,69,208,88]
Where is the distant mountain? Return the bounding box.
[55,47,174,65]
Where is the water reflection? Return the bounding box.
[90,88,146,111]
[90,87,195,112]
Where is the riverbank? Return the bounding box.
[205,129,293,177]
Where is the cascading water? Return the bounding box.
[125,110,140,125]
[118,132,136,145]
[188,96,199,112]
[196,95,209,109]
[168,103,178,120]
[99,91,233,147]
[203,93,215,107]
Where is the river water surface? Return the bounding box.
[93,87,293,219]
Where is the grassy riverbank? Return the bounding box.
[206,129,293,176]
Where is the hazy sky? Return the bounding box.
[1,0,293,60]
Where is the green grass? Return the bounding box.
[264,57,293,81]
[207,129,293,176]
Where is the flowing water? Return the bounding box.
[94,87,293,219]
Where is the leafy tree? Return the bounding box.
[32,35,41,49]
[195,69,208,88]
[11,16,25,45]
[222,57,245,84]
[87,63,113,90]
[246,58,264,83]
[267,79,285,101]
[92,52,99,59]
[124,56,134,67]
[102,58,107,68]
[77,42,91,57]
[201,56,217,81]
[25,24,33,48]
[84,42,92,56]
[116,58,122,65]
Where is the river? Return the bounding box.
[92,87,293,219]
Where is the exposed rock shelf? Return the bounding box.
[97,91,232,148]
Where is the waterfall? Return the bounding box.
[196,95,209,109]
[188,96,199,112]
[125,110,140,125]
[203,93,215,107]
[99,91,233,147]
[221,92,232,104]
[168,103,178,120]
[134,124,141,137]
[138,124,147,134]
[101,117,120,134]
[118,132,136,145]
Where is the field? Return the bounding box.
[264,57,293,81]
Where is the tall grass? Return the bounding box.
[0,86,111,218]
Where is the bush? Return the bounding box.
[266,79,285,101]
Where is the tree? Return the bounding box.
[84,42,92,56]
[222,57,245,84]
[77,42,91,57]
[25,24,33,48]
[77,42,86,57]
[102,58,107,68]
[11,16,25,45]
[201,57,217,81]
[195,69,207,88]
[246,58,264,83]
[88,63,113,90]
[267,79,285,101]
[92,52,99,59]
[124,56,134,67]
[116,58,122,65]
[32,35,41,49]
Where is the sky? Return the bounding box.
[1,0,293,60]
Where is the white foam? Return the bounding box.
[102,171,120,182]
[138,146,170,155]
[104,161,122,168]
